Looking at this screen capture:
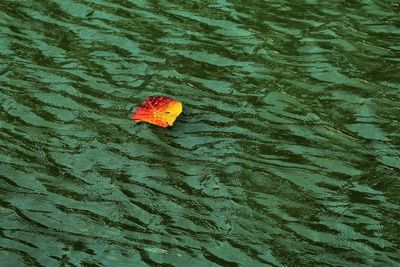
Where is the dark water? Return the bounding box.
[1,1,400,266]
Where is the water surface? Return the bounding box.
[1,0,400,266]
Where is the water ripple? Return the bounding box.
[1,0,399,266]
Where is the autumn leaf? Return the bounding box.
[132,96,183,127]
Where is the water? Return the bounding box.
[1,1,399,266]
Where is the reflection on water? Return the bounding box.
[1,0,399,266]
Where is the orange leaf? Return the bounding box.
[132,96,183,127]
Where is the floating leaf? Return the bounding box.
[132,96,183,127]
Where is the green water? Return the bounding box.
[1,1,400,266]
